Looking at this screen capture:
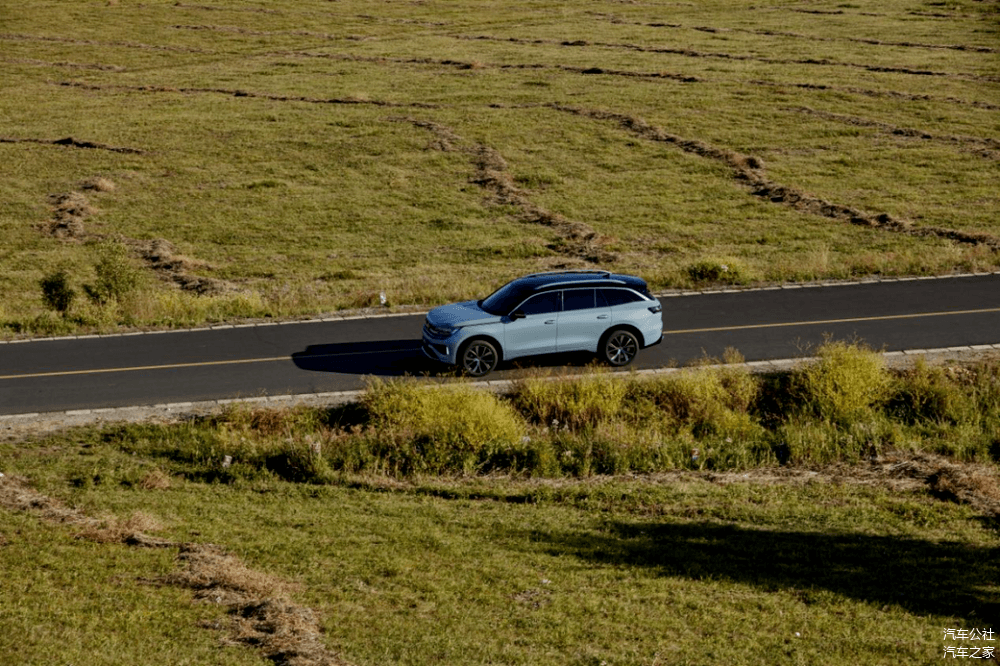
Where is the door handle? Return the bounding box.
[544,320,556,325]
[597,315,610,319]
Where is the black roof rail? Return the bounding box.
[521,269,612,279]
[536,279,625,290]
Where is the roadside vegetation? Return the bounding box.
[2,346,998,665]
[2,0,998,335]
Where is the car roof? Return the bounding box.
[514,271,647,293]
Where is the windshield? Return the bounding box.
[480,281,532,315]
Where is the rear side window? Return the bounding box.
[519,291,561,315]
[600,288,646,306]
[562,289,596,311]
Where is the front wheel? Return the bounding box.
[601,329,639,367]
[460,339,500,377]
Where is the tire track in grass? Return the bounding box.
[547,104,1000,251]
[786,106,1000,160]
[275,49,998,112]
[594,14,998,54]
[0,32,211,53]
[55,80,439,109]
[0,135,144,154]
[394,116,616,264]
[454,34,1000,83]
[278,49,704,82]
[0,474,353,666]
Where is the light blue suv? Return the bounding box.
[422,270,663,376]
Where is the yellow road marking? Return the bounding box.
[2,307,998,381]
[662,306,1000,335]
[0,346,421,381]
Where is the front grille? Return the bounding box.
[423,320,451,339]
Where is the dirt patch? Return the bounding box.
[171,24,353,41]
[396,117,616,263]
[0,136,143,154]
[56,80,436,109]
[133,238,236,295]
[705,451,1000,521]
[0,31,210,53]
[597,14,997,53]
[0,56,125,71]
[455,34,999,83]
[0,474,351,666]
[788,105,1000,160]
[40,191,94,240]
[280,50,702,83]
[549,104,1000,252]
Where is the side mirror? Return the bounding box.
[509,311,526,320]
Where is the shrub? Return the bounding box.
[85,241,143,304]
[793,341,888,424]
[511,369,627,430]
[40,269,76,315]
[686,258,750,285]
[887,359,974,425]
[362,379,526,474]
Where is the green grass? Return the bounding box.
[3,348,999,664]
[2,437,997,665]
[1,0,998,334]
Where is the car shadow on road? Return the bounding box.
[519,520,999,620]
[291,340,438,376]
[292,341,611,378]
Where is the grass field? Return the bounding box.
[2,437,998,666]
[1,0,998,334]
[2,353,999,665]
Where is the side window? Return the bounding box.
[562,289,595,312]
[518,291,561,316]
[600,288,645,306]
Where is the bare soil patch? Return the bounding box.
[457,34,999,83]
[549,104,1000,252]
[56,80,437,109]
[40,191,94,240]
[0,474,351,666]
[788,105,1000,160]
[397,117,616,263]
[0,135,143,154]
[596,14,998,54]
[133,238,236,295]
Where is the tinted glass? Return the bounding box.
[480,281,531,315]
[562,289,595,311]
[519,292,561,315]
[601,288,645,306]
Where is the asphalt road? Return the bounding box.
[2,275,1000,415]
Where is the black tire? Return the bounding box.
[601,329,639,367]
[459,339,500,377]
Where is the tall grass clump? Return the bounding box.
[511,368,627,430]
[361,379,526,475]
[793,341,889,425]
[85,240,144,305]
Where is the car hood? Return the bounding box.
[426,300,502,328]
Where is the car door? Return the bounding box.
[557,288,611,352]
[503,291,560,359]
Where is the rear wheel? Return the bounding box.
[601,329,639,367]
[460,339,499,377]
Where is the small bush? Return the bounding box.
[686,258,750,285]
[887,359,974,425]
[40,270,76,315]
[86,241,143,304]
[362,379,526,474]
[511,369,627,430]
[794,342,888,424]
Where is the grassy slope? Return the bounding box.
[1,0,998,333]
[2,430,997,666]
